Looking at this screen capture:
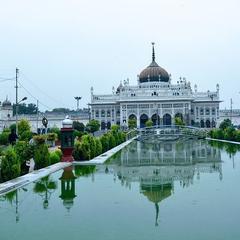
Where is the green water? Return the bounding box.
[0,139,240,240]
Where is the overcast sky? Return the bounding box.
[0,0,239,111]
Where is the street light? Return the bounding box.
[74,96,81,111]
[16,96,27,136]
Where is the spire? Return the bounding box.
[151,42,155,62]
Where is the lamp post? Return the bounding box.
[74,96,81,111]
[16,96,27,136]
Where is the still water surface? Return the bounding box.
[0,139,240,240]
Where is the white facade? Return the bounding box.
[90,45,221,129]
[0,101,89,133]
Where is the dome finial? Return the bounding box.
[151,42,155,62]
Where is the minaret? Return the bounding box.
[151,42,155,62]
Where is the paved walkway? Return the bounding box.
[206,137,240,145]
[0,162,71,196]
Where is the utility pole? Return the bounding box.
[15,68,19,136]
[36,100,39,133]
[230,98,233,122]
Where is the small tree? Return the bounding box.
[18,119,31,139]
[111,124,120,133]
[14,141,34,173]
[73,121,85,132]
[108,133,116,149]
[145,119,153,127]
[0,132,9,145]
[175,117,185,126]
[72,139,90,161]
[86,120,100,135]
[219,119,233,131]
[34,144,50,169]
[95,138,103,156]
[100,134,109,153]
[128,118,137,129]
[49,127,61,140]
[1,147,21,181]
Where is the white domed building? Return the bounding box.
[90,44,221,129]
[0,97,13,130]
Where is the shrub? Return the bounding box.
[224,127,236,141]
[175,117,185,126]
[18,119,31,137]
[55,149,62,159]
[219,119,233,131]
[88,135,96,159]
[49,127,61,140]
[73,121,85,132]
[145,119,153,127]
[111,124,120,133]
[95,138,102,156]
[73,130,81,139]
[9,124,16,132]
[119,132,126,143]
[0,132,9,145]
[86,119,100,135]
[108,133,116,149]
[47,133,57,141]
[235,130,240,142]
[14,141,34,165]
[215,129,224,139]
[34,144,50,169]
[100,134,109,152]
[72,139,90,161]
[19,130,32,141]
[1,147,21,181]
[33,135,46,145]
[128,118,137,129]
[49,151,61,165]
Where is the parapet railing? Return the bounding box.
[126,129,138,141]
[137,125,208,138]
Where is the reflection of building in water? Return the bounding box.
[59,167,77,211]
[107,140,222,226]
[141,183,172,226]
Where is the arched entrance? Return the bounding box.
[212,120,216,128]
[200,120,205,128]
[128,114,137,120]
[163,114,172,126]
[107,122,111,129]
[151,114,160,126]
[140,114,149,128]
[101,122,106,130]
[128,114,137,129]
[175,112,183,120]
[206,120,211,128]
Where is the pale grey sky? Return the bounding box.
[0,0,239,110]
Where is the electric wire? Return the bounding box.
[20,72,69,108]
[18,81,52,110]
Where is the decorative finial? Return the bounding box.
[151,42,155,62]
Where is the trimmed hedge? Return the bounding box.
[73,127,126,161]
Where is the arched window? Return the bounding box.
[96,110,99,118]
[206,108,210,115]
[101,110,105,117]
[212,108,216,115]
